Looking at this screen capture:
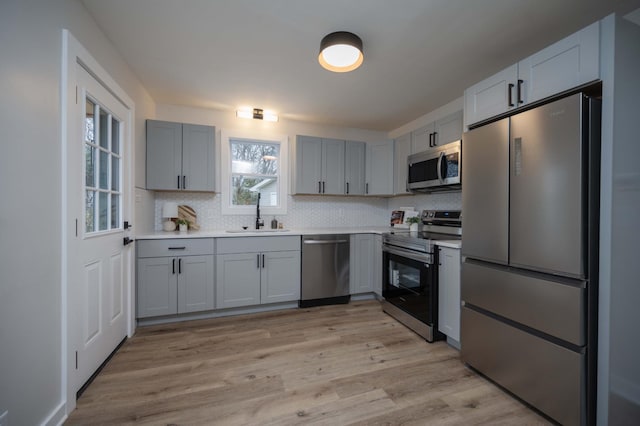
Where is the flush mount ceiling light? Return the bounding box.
[236,108,278,122]
[318,31,363,72]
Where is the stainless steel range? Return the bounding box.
[382,210,461,342]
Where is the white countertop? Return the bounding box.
[136,226,395,240]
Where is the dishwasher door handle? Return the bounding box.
[303,239,349,245]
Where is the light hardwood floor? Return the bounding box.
[66,300,550,425]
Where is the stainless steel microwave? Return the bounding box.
[407,140,461,192]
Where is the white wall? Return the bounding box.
[0,0,154,424]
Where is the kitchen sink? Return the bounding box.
[225,229,291,233]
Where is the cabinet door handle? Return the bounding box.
[432,132,438,146]
[262,254,265,269]
[322,181,325,194]
[257,254,260,269]
[346,182,349,194]
[428,133,433,148]
[178,258,182,274]
[177,175,181,189]
[508,83,515,107]
[366,182,369,194]
[517,79,524,104]
[182,175,186,189]
[318,181,321,194]
[168,246,186,250]
[172,258,176,274]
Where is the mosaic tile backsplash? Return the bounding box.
[153,191,462,231]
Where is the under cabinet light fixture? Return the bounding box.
[236,108,278,122]
[319,31,363,72]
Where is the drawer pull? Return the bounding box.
[168,246,186,250]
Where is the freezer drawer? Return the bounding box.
[462,260,585,345]
[461,307,584,426]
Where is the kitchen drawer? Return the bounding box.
[462,260,585,345]
[216,236,300,254]
[461,307,584,426]
[137,238,214,258]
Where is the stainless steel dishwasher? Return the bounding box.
[299,234,350,308]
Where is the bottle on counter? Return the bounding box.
[271,217,278,229]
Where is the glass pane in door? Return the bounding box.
[111,118,120,155]
[99,151,109,189]
[99,108,109,149]
[85,145,96,188]
[85,190,95,233]
[111,194,119,229]
[98,191,108,231]
[111,157,119,191]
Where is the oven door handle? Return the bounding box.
[383,245,432,264]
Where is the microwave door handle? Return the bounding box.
[437,151,445,183]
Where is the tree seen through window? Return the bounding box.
[230,140,279,206]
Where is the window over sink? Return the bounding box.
[221,129,288,215]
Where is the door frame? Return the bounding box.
[61,29,136,415]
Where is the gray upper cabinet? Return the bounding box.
[464,21,599,127]
[146,120,215,191]
[365,140,394,196]
[411,124,434,154]
[345,141,366,195]
[411,110,463,154]
[146,120,182,190]
[295,135,345,195]
[321,138,346,195]
[393,132,411,195]
[295,135,323,194]
[434,110,463,146]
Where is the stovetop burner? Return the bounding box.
[384,210,462,252]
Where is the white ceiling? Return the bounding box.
[82,0,640,132]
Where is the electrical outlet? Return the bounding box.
[0,409,9,426]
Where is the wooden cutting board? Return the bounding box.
[178,205,200,230]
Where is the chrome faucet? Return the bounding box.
[255,193,264,229]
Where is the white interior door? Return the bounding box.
[68,63,131,393]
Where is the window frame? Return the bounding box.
[220,129,288,215]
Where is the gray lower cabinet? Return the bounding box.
[350,234,381,295]
[373,235,383,296]
[136,238,215,318]
[438,245,461,341]
[216,237,301,309]
[146,119,215,191]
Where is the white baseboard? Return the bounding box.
[42,401,66,426]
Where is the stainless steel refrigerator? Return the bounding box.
[461,92,600,426]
